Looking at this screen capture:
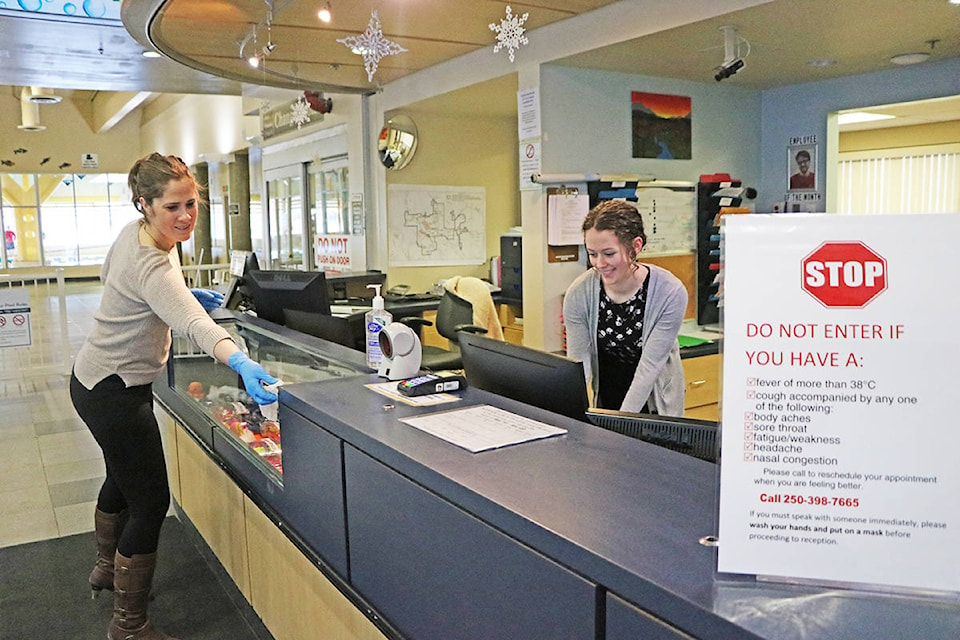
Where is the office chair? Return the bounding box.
[398,290,488,371]
[282,308,360,350]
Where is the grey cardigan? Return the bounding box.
[563,264,687,416]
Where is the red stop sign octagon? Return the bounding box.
[801,241,888,308]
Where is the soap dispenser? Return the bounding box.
[364,284,393,370]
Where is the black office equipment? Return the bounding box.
[325,270,386,303]
[696,176,741,326]
[282,308,358,349]
[499,234,522,305]
[459,332,589,421]
[222,251,261,310]
[586,408,719,462]
[245,270,331,325]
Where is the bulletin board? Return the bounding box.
[632,182,697,256]
[588,180,696,257]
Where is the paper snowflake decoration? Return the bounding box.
[337,11,407,82]
[489,5,528,63]
[290,95,311,129]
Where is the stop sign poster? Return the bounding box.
[717,212,960,593]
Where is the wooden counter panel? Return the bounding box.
[175,425,251,598]
[245,497,388,640]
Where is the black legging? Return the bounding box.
[70,372,170,556]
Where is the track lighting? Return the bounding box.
[240,1,279,70]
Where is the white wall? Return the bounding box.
[139,94,248,165]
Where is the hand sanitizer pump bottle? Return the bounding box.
[365,284,392,370]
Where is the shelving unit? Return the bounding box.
[695,176,741,326]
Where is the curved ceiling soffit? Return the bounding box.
[122,0,373,95]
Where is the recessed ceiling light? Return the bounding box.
[142,50,161,59]
[837,111,896,125]
[890,52,930,65]
[808,59,836,68]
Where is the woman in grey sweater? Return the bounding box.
[70,153,277,640]
[563,199,687,416]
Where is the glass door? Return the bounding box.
[265,166,305,270]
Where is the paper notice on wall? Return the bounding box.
[0,288,31,348]
[717,212,960,594]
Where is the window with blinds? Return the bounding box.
[837,145,960,215]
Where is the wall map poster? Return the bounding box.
[387,185,486,267]
[631,91,691,160]
[717,213,960,593]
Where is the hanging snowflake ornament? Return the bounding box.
[290,95,311,129]
[489,5,529,63]
[337,11,408,83]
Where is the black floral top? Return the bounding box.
[596,272,649,410]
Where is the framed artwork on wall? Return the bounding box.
[787,144,817,191]
[631,91,692,160]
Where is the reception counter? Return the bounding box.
[154,311,960,640]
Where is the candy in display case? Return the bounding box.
[167,317,365,478]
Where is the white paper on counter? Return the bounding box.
[400,404,567,453]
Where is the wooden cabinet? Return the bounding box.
[682,353,722,421]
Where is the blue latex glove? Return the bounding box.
[227,352,279,405]
[191,288,224,311]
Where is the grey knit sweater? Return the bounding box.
[74,220,231,390]
[563,264,687,416]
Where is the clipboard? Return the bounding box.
[546,186,586,262]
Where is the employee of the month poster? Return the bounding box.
[718,213,960,594]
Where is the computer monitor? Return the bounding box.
[585,409,719,463]
[459,332,589,421]
[244,270,331,325]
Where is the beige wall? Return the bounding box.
[840,120,960,152]
[383,100,519,293]
[0,92,143,174]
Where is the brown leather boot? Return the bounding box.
[108,552,179,640]
[89,508,127,598]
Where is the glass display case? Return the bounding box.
[167,317,364,480]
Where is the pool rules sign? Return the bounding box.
[717,213,960,594]
[0,287,31,348]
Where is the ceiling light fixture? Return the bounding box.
[142,50,161,59]
[837,111,895,125]
[890,38,939,66]
[25,86,62,104]
[240,0,280,70]
[890,52,930,65]
[318,1,332,23]
[17,92,46,131]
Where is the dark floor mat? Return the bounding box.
[0,515,272,640]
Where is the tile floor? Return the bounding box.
[0,278,107,548]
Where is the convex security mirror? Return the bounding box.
[378,114,418,171]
